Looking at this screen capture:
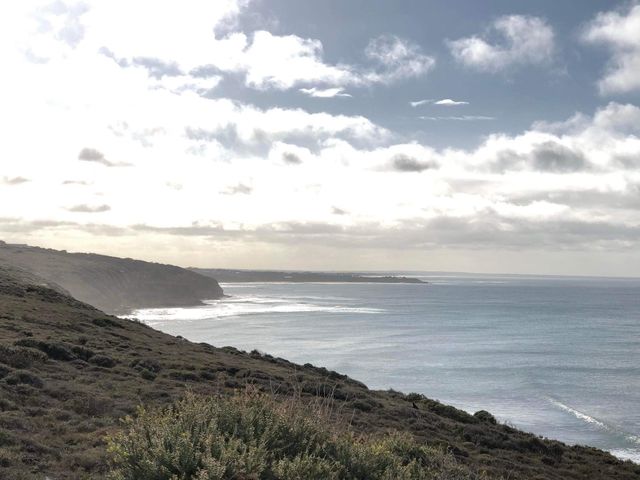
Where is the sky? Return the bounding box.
[1,0,640,276]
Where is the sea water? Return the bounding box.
[132,273,640,463]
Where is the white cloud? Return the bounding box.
[420,115,493,121]
[434,98,469,106]
[299,87,352,98]
[582,4,640,95]
[363,35,436,84]
[448,15,555,72]
[410,99,431,107]
[2,2,640,274]
[2,3,435,95]
[213,30,356,90]
[206,32,435,90]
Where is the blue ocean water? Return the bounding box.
[133,273,640,463]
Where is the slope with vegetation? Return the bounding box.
[0,241,224,313]
[0,263,638,479]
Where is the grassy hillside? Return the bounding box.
[0,266,638,479]
[0,242,223,313]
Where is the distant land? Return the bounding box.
[1,261,638,479]
[191,267,426,284]
[0,241,223,314]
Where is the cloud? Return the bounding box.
[1,176,29,185]
[582,4,640,95]
[448,15,555,72]
[196,32,435,90]
[420,115,494,121]
[363,35,435,84]
[530,141,590,173]
[78,148,130,167]
[331,207,348,215]
[410,98,469,107]
[222,183,253,195]
[299,87,351,98]
[2,1,640,271]
[391,153,438,172]
[62,180,90,185]
[131,57,183,79]
[489,141,591,173]
[410,99,432,107]
[30,215,636,252]
[282,152,302,165]
[434,98,469,106]
[184,102,389,157]
[66,204,111,213]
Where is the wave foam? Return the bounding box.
[547,397,640,461]
[131,294,385,323]
[547,398,609,430]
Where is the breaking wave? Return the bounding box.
[547,397,640,463]
[130,294,385,324]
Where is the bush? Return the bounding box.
[108,391,480,480]
[4,370,43,388]
[473,411,497,425]
[0,344,48,368]
[89,355,117,368]
[14,339,75,361]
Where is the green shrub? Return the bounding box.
[108,391,480,480]
[473,411,497,425]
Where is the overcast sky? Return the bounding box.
[1,1,640,276]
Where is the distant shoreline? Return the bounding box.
[190,268,427,284]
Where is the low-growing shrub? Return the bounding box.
[473,410,497,425]
[0,344,48,368]
[89,355,117,368]
[139,369,157,381]
[0,365,12,379]
[71,345,95,361]
[4,370,43,388]
[130,358,162,373]
[108,391,480,480]
[14,339,75,361]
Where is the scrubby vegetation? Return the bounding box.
[1,263,639,479]
[109,391,479,480]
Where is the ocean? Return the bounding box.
[132,273,640,463]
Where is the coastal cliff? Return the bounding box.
[0,241,223,314]
[0,266,638,479]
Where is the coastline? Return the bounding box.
[133,279,640,465]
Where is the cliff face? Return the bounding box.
[0,242,223,313]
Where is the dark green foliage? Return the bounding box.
[474,411,497,425]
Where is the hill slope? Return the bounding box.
[0,241,223,313]
[0,268,638,479]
